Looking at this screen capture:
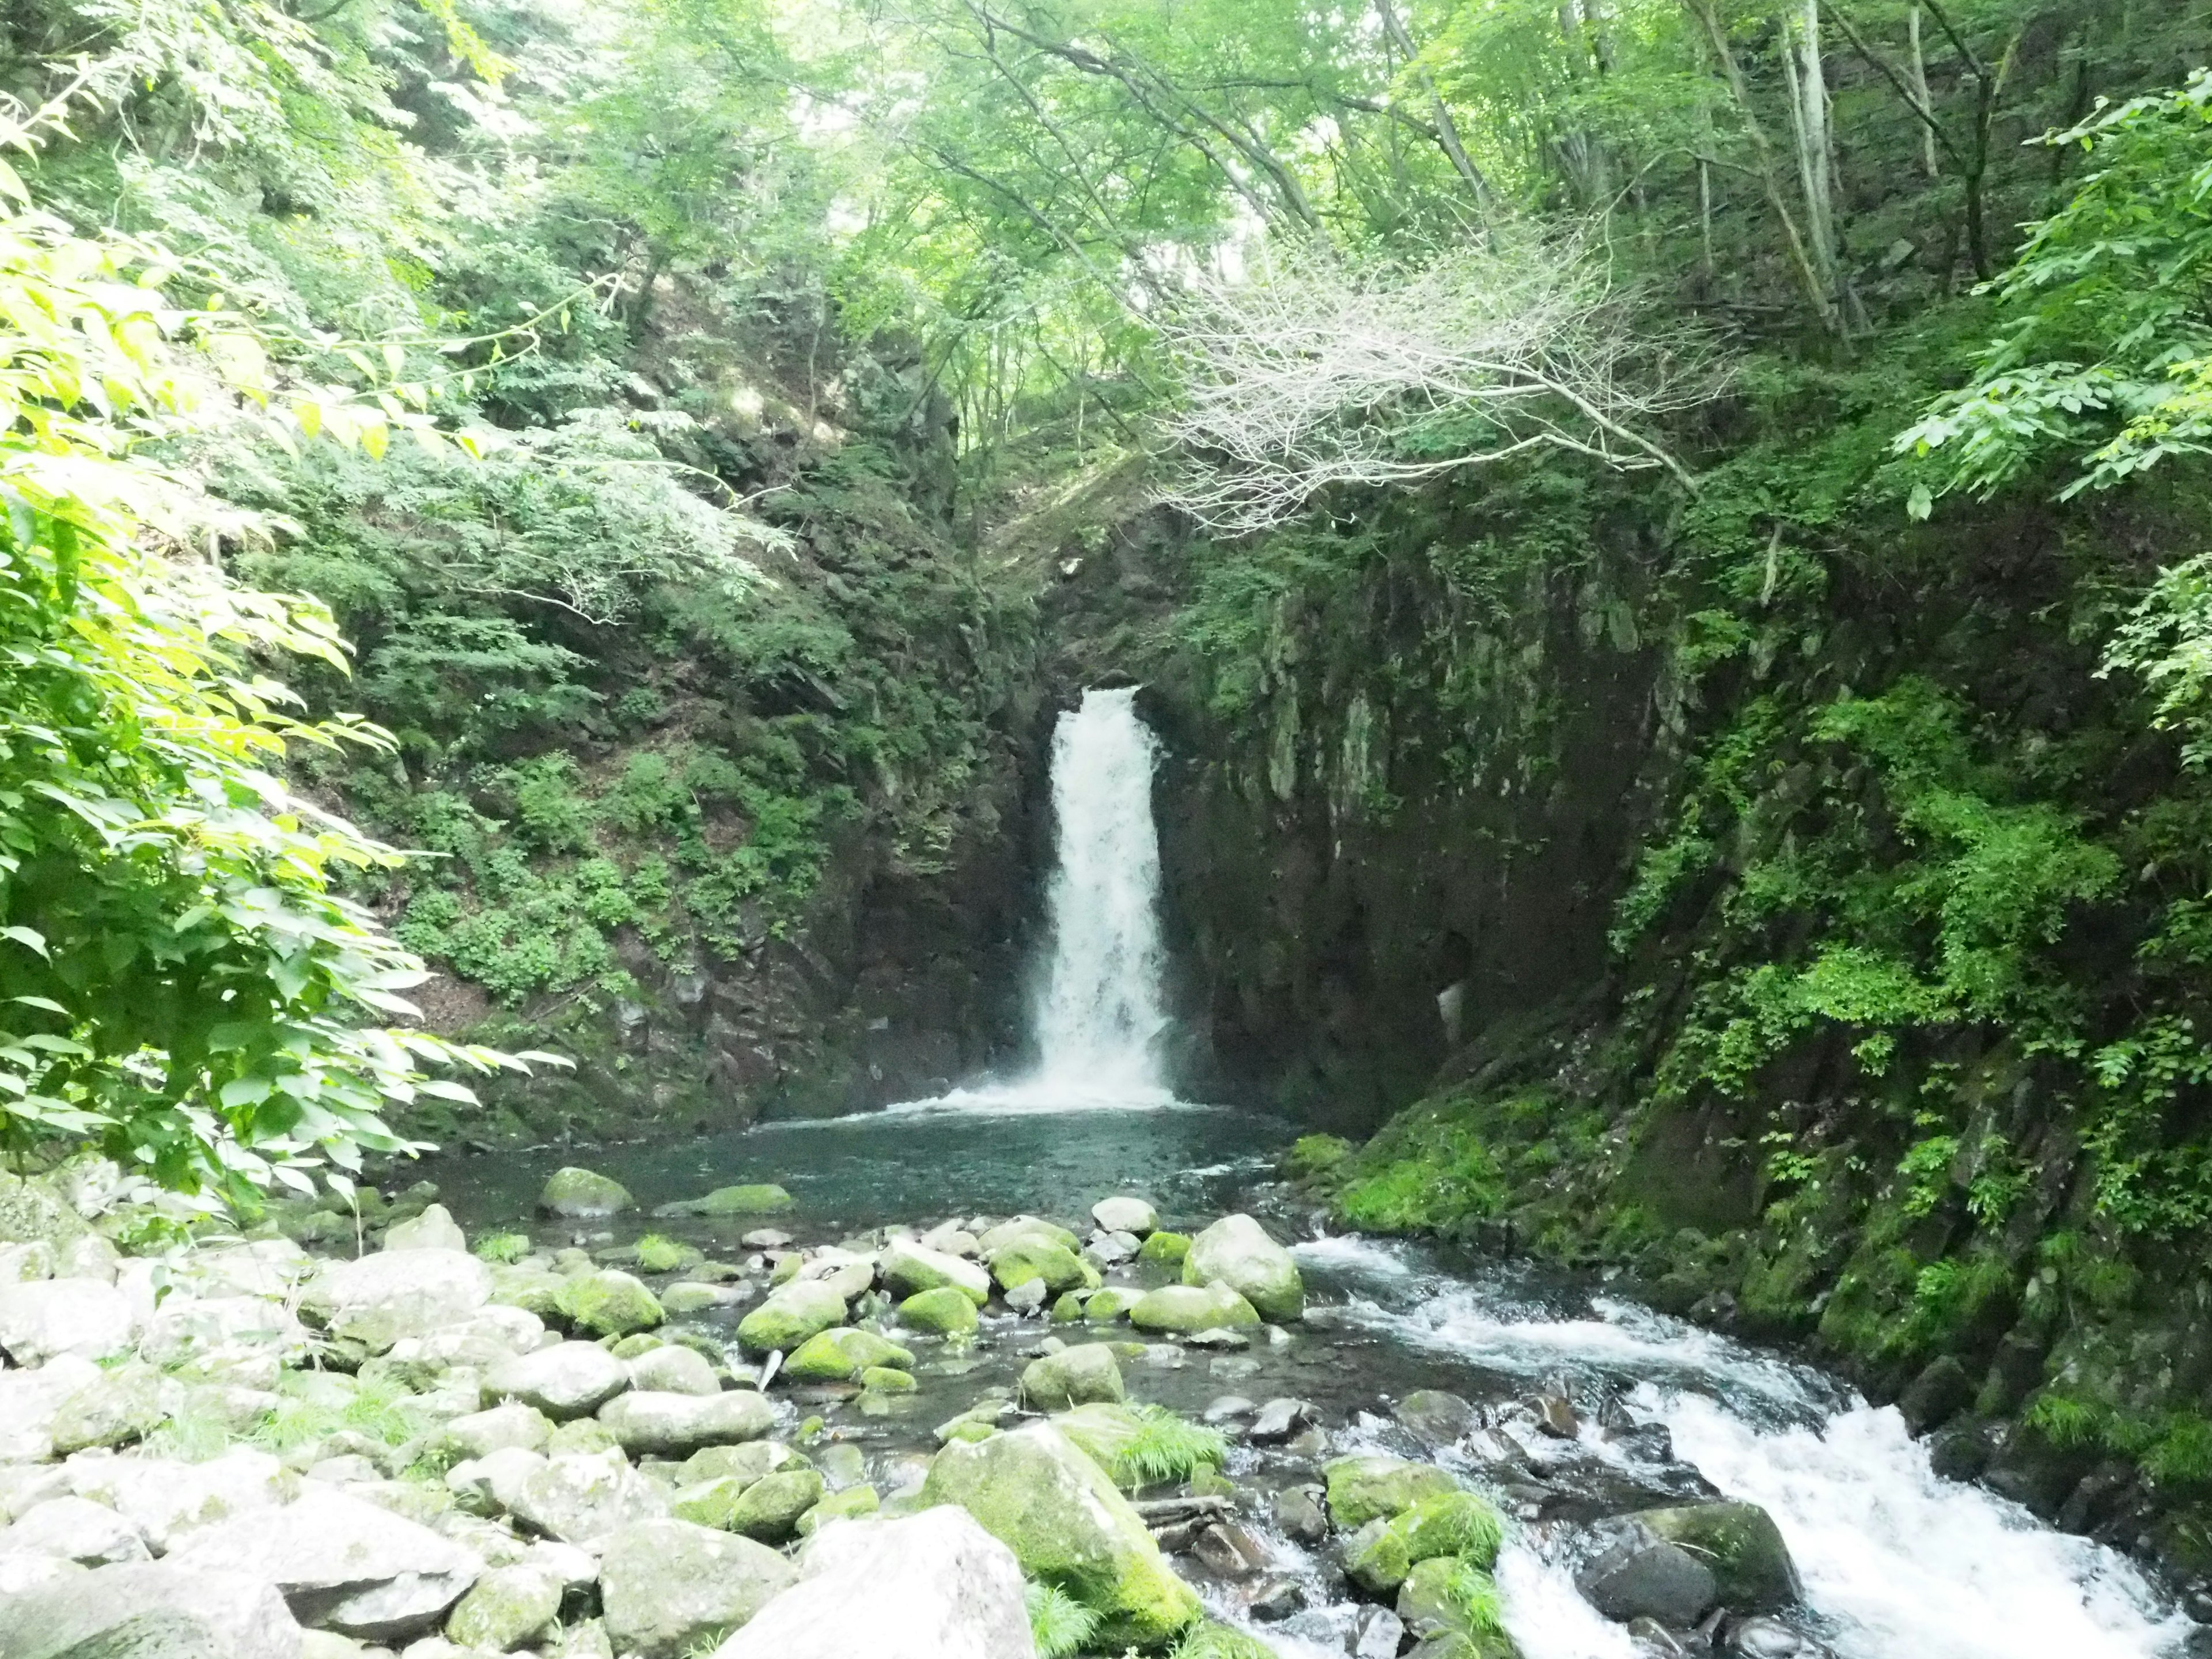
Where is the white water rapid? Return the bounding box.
[891,685,1173,1112]
[1271,1236,2190,1659]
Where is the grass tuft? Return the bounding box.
[1025,1581,1101,1659]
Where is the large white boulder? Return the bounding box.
[0,1281,136,1364]
[66,1449,288,1555]
[599,1518,797,1659]
[485,1342,628,1421]
[140,1294,309,1369]
[711,1507,1034,1659]
[503,1450,668,1543]
[171,1487,483,1641]
[0,1357,102,1462]
[0,1496,149,1567]
[0,1559,302,1659]
[1181,1213,1303,1321]
[596,1390,775,1457]
[878,1241,991,1306]
[301,1251,491,1353]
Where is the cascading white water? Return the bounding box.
[1025,687,1171,1101]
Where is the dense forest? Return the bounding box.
[9,0,2212,1605]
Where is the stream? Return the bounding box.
[431,689,2194,1657]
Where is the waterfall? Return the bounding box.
[1025,687,1171,1101]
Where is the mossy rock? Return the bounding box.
[1324,1455,1460,1529]
[1174,1623,1282,1659]
[899,1286,980,1336]
[693,1184,796,1216]
[1344,1493,1505,1593]
[1397,1556,1517,1657]
[1137,1232,1190,1266]
[1020,1343,1126,1411]
[859,1366,916,1393]
[555,1270,664,1337]
[736,1281,847,1355]
[474,1232,533,1266]
[539,1167,634,1219]
[987,1238,1093,1294]
[797,1483,880,1536]
[920,1421,1202,1647]
[1126,1282,1260,1334]
[1631,1502,1801,1612]
[782,1327,915,1382]
[729,1466,827,1541]
[632,1234,702,1274]
[1052,1291,1088,1323]
[1286,1135,1352,1179]
[1182,1214,1304,1322]
[976,1215,1080,1255]
[1082,1287,1140,1323]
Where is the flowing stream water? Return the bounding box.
[435,688,2194,1658]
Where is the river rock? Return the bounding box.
[667,1185,794,1218]
[537,1169,632,1219]
[1622,1502,1801,1612]
[683,1442,805,1488]
[382,1205,466,1253]
[141,1295,309,1370]
[0,1280,135,1364]
[446,1448,547,1518]
[67,1448,287,1554]
[879,1242,992,1305]
[975,1217,1079,1256]
[1324,1456,1460,1529]
[47,1360,164,1455]
[724,1468,826,1541]
[921,1421,1201,1646]
[899,1287,980,1336]
[1,1496,150,1567]
[986,1238,1093,1295]
[552,1271,661,1338]
[485,1342,628,1420]
[505,1450,668,1543]
[1182,1215,1303,1322]
[736,1282,847,1355]
[0,1560,301,1659]
[442,1403,554,1461]
[1003,1279,1049,1314]
[625,1344,719,1396]
[597,1519,797,1659]
[302,1251,491,1353]
[1575,1529,1717,1627]
[1248,1397,1314,1442]
[443,1564,561,1652]
[710,1507,1031,1659]
[1127,1283,1261,1335]
[1272,1487,1329,1544]
[596,1390,774,1456]
[1091,1197,1158,1236]
[1018,1343,1125,1410]
[171,1487,482,1641]
[1396,1390,1479,1447]
[783,1328,915,1382]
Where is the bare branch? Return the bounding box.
[1156,231,1729,534]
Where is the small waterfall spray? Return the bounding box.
[1026,687,1171,1100]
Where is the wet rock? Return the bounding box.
[659,1282,743,1317]
[709,1508,1029,1659]
[921,1421,1202,1646]
[986,1238,1092,1296]
[0,1561,301,1659]
[1343,1491,1505,1595]
[1351,1605,1406,1659]
[1397,1390,1478,1447]
[796,1484,880,1535]
[537,1169,632,1220]
[1897,1355,1975,1435]
[596,1391,775,1457]
[172,1487,482,1641]
[1,1495,150,1567]
[443,1565,561,1652]
[879,1241,991,1305]
[1192,1520,1268,1578]
[898,1286,980,1336]
[1533,1392,1580,1438]
[1324,1456,1460,1530]
[1628,1502,1801,1612]
[1575,1531,1717,1627]
[597,1518,797,1659]
[976,1217,1080,1256]
[1082,1287,1140,1324]
[485,1343,628,1421]
[1019,1343,1125,1410]
[1002,1279,1049,1314]
[1126,1283,1260,1335]
[383,1205,466,1253]
[1249,1575,1305,1621]
[552,1271,662,1339]
[735,1282,847,1355]
[1187,1328,1251,1350]
[1627,1616,1688,1656]
[1202,1395,1256,1425]
[741,1229,792,1249]
[1272,1486,1329,1545]
[784,1328,914,1384]
[0,1280,136,1365]
[1085,1232,1141,1267]
[1248,1397,1313,1444]
[725,1468,827,1542]
[662,1185,793,1219]
[303,1251,492,1354]
[1182,1215,1303,1323]
[1730,1616,1817,1657]
[1928,1419,2000,1483]
[505,1449,668,1543]
[1092,1197,1158,1237]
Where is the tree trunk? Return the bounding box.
[1907,7,1939,177]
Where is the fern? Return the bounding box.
[1111,1405,1230,1490]
[1025,1581,1100,1659]
[1441,1560,1508,1636]
[1171,1622,1279,1659]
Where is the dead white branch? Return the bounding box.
[1157,232,1727,533]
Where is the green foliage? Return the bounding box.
[473,1231,532,1264]
[1286,1134,1350,1179]
[1335,1095,1510,1233]
[1170,1623,1280,1659]
[1106,1406,1230,1490]
[1025,1580,1101,1659]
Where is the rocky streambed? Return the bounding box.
[0,1133,2195,1659]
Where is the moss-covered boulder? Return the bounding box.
[554,1270,664,1338]
[880,1240,992,1304]
[1127,1282,1260,1334]
[728,1467,827,1541]
[1324,1455,1460,1529]
[691,1184,795,1216]
[1397,1556,1516,1656]
[976,1215,1080,1256]
[538,1168,633,1219]
[736,1281,847,1355]
[1137,1232,1190,1266]
[1181,1214,1304,1322]
[1020,1342,1126,1411]
[1343,1491,1505,1593]
[1172,1624,1282,1659]
[1627,1502,1801,1612]
[987,1238,1094,1294]
[860,1365,916,1393]
[797,1483,881,1535]
[921,1421,1201,1647]
[1082,1287,1141,1323]
[445,1563,562,1650]
[783,1327,916,1382]
[488,1264,565,1320]
[899,1285,980,1336]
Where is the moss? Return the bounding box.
[782,1327,914,1382]
[1137,1232,1190,1265]
[797,1483,881,1535]
[859,1366,916,1393]
[554,1270,664,1337]
[473,1232,532,1265]
[691,1184,795,1216]
[1324,1455,1459,1529]
[632,1233,700,1274]
[1286,1134,1351,1180]
[899,1285,980,1336]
